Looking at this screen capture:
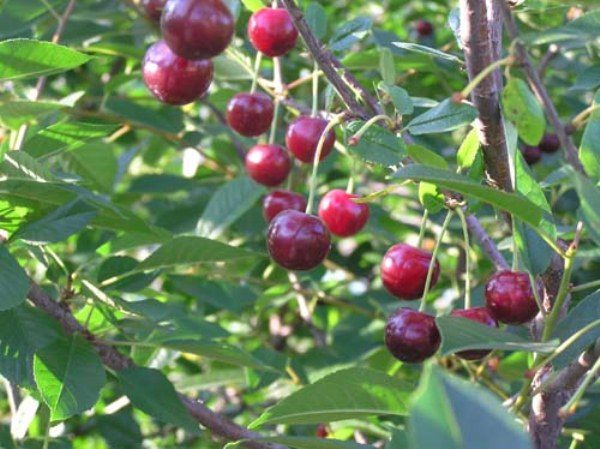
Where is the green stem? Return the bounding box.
[269,56,283,145]
[250,51,263,94]
[572,278,600,293]
[455,207,471,309]
[560,355,600,416]
[269,99,281,145]
[419,211,453,312]
[511,216,520,271]
[417,210,429,248]
[346,157,356,194]
[311,59,319,117]
[349,114,395,143]
[541,252,576,342]
[460,56,515,99]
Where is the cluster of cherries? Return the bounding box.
[521,132,561,165]
[139,2,539,366]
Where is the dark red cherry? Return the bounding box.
[161,0,234,60]
[485,270,539,325]
[286,116,336,164]
[415,20,434,37]
[267,210,331,271]
[316,424,329,439]
[385,308,440,363]
[521,145,542,165]
[245,144,291,187]
[539,133,560,153]
[318,189,369,237]
[263,190,307,223]
[141,0,166,22]
[142,40,214,105]
[450,307,498,360]
[381,244,440,300]
[248,8,298,57]
[227,92,274,137]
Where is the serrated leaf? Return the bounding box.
[392,42,463,64]
[407,99,478,135]
[329,17,372,52]
[502,78,545,146]
[0,246,29,311]
[379,83,413,115]
[347,121,406,167]
[579,89,600,182]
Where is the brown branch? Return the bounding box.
[460,0,513,192]
[465,214,510,270]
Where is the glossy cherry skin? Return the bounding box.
[415,20,434,37]
[226,92,274,137]
[142,0,166,22]
[248,8,298,57]
[385,308,441,363]
[450,307,498,360]
[142,40,214,105]
[267,210,331,271]
[381,244,440,300]
[245,144,291,187]
[286,116,336,164]
[318,189,369,237]
[263,190,307,223]
[521,145,542,165]
[539,133,560,153]
[485,270,539,325]
[161,0,234,60]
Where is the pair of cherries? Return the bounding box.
[382,244,539,363]
[521,133,561,165]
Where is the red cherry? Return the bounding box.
[227,92,274,137]
[318,189,369,237]
[142,40,213,105]
[381,244,440,300]
[539,133,560,153]
[267,210,331,271]
[315,424,329,439]
[263,190,307,223]
[450,307,498,360]
[245,144,291,187]
[415,20,434,37]
[141,0,166,22]
[286,116,336,164]
[385,308,440,363]
[521,145,542,165]
[485,270,539,325]
[248,8,298,57]
[161,0,234,60]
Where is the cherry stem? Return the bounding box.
[417,210,429,248]
[571,104,600,130]
[419,210,454,312]
[306,115,344,215]
[269,56,284,145]
[560,355,600,417]
[311,59,319,117]
[455,207,472,309]
[250,51,263,94]
[511,215,520,271]
[346,157,356,194]
[349,114,395,144]
[459,55,514,99]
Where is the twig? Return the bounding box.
[465,214,510,269]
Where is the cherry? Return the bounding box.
[318,189,369,237]
[245,144,291,187]
[142,0,166,22]
[161,0,234,60]
[450,307,498,360]
[315,424,329,439]
[539,133,560,153]
[521,145,542,165]
[385,308,440,363]
[263,190,307,223]
[227,92,274,137]
[248,8,298,57]
[286,116,336,164]
[484,270,539,324]
[415,20,434,37]
[381,244,440,300]
[142,40,214,105]
[267,210,331,271]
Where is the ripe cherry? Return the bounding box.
[381,244,440,300]
[286,116,336,164]
[245,144,291,187]
[385,308,440,363]
[450,307,498,360]
[161,0,234,60]
[521,145,542,165]
[267,210,331,271]
[318,189,369,237]
[315,424,329,439]
[142,0,166,22]
[415,20,434,37]
[539,133,560,153]
[485,270,539,324]
[227,92,274,137]
[142,40,214,105]
[248,8,298,57]
[263,190,307,223]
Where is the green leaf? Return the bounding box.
[571,169,600,247]
[240,0,263,12]
[0,101,65,129]
[579,89,600,182]
[393,165,545,230]
[329,17,372,52]
[34,335,105,421]
[1,149,56,181]
[213,54,254,80]
[104,97,184,134]
[379,83,413,115]
[347,121,406,167]
[306,2,327,40]
[250,367,409,428]
[391,42,463,64]
[418,182,444,214]
[197,176,265,238]
[0,246,29,311]
[407,145,448,169]
[229,437,372,449]
[0,39,91,81]
[379,48,396,85]
[409,364,533,449]
[118,367,197,432]
[436,316,557,356]
[407,99,478,135]
[457,128,480,170]
[571,66,600,92]
[501,78,545,146]
[136,236,263,272]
